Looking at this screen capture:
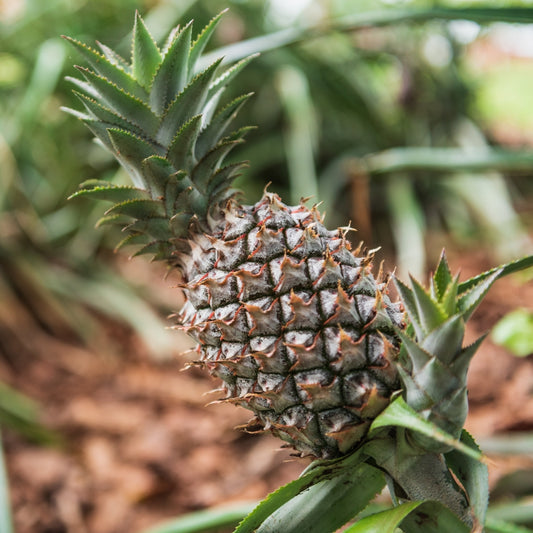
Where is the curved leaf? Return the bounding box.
[458,255,533,294]
[234,449,368,533]
[369,397,483,462]
[256,462,385,533]
[140,502,257,533]
[345,501,469,533]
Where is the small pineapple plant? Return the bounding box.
[64,11,533,533]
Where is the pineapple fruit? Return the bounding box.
[64,12,404,459]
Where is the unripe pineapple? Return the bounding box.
[64,12,403,458]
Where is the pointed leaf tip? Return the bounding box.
[409,274,447,334]
[132,11,162,89]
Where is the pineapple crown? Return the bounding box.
[63,11,255,260]
[393,251,501,450]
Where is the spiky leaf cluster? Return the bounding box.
[64,11,254,259]
[394,251,501,451]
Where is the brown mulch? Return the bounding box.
[2,246,532,533]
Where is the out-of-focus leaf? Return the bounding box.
[492,309,533,357]
[345,500,469,533]
[199,7,533,68]
[276,65,318,204]
[364,147,533,175]
[491,469,533,500]
[0,382,59,445]
[140,502,257,533]
[487,501,533,528]
[0,430,14,533]
[386,175,426,279]
[485,519,533,533]
[478,433,533,457]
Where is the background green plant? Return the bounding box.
[1,0,532,531]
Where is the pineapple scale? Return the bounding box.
[180,192,403,459]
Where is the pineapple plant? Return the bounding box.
[63,11,404,460]
[64,11,533,532]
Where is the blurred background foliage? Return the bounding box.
[0,0,532,458]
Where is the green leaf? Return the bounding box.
[69,184,150,203]
[132,241,172,260]
[234,449,368,533]
[76,67,159,137]
[132,11,162,89]
[150,22,193,115]
[440,274,460,318]
[345,501,469,533]
[450,334,487,381]
[141,156,174,198]
[196,93,252,160]
[256,463,385,533]
[192,140,243,191]
[95,213,131,227]
[157,59,222,146]
[365,147,533,176]
[73,91,145,137]
[106,198,165,219]
[397,330,432,375]
[96,41,130,71]
[127,217,172,241]
[114,232,151,252]
[165,171,189,216]
[63,36,147,101]
[393,278,423,340]
[457,269,502,321]
[369,397,483,462]
[492,309,533,357]
[139,502,257,533]
[420,315,465,366]
[167,115,203,172]
[198,8,533,69]
[207,54,258,102]
[445,430,488,528]
[458,255,533,294]
[433,250,453,300]
[80,117,117,150]
[409,275,448,334]
[188,10,227,74]
[107,128,161,187]
[0,430,13,533]
[206,162,247,196]
[487,500,533,529]
[485,519,533,533]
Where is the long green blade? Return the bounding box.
[234,449,367,533]
[140,502,257,533]
[256,463,385,533]
[199,8,533,68]
[458,255,533,294]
